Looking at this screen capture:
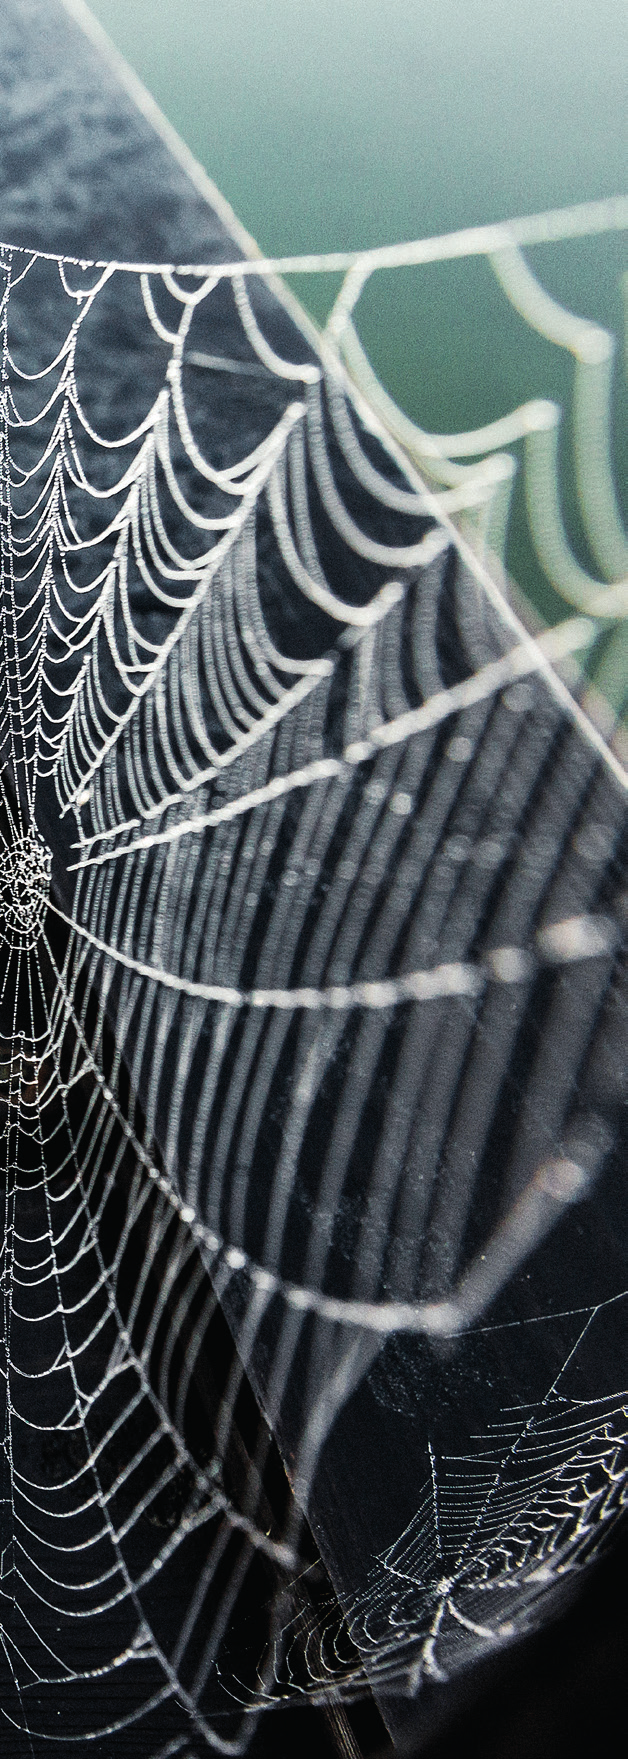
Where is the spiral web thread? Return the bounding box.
[0,202,626,1754]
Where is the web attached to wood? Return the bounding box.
[0,223,626,1755]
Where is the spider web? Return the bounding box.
[277,1309,628,1710]
[0,223,626,1756]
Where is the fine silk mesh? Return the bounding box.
[0,232,626,1756]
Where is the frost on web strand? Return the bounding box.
[0,238,626,1756]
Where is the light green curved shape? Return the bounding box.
[524,417,623,614]
[589,619,628,712]
[459,468,518,569]
[491,244,628,583]
[489,243,612,361]
[573,351,628,581]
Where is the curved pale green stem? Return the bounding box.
[524,410,627,711]
[489,242,610,356]
[587,618,628,715]
[573,350,628,580]
[491,245,628,582]
[459,464,517,568]
[524,412,616,613]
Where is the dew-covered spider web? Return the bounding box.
[0,205,626,1758]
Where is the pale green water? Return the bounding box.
[86,0,627,623]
